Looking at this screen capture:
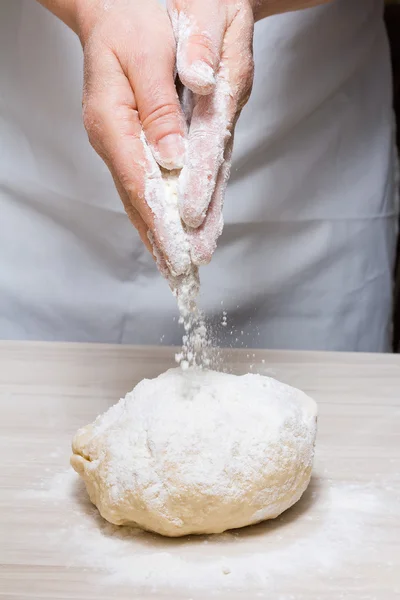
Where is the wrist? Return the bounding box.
[73,0,101,45]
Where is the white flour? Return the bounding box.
[141,135,190,276]
[148,167,211,369]
[141,31,233,368]
[22,468,390,596]
[156,103,231,368]
[173,272,212,369]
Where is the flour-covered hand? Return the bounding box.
[168,0,255,265]
[36,0,192,276]
[77,0,194,275]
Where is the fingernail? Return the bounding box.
[156,134,185,170]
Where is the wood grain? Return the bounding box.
[0,341,399,599]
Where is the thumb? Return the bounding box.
[169,0,226,95]
[124,11,187,170]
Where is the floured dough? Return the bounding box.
[71,368,317,537]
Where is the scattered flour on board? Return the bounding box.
[21,468,393,596]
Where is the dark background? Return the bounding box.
[384,2,400,351]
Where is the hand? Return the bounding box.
[73,0,191,276]
[168,0,255,266]
[168,0,330,266]
[36,0,329,275]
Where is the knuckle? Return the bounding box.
[188,31,215,57]
[238,53,254,88]
[141,102,184,139]
[236,54,254,109]
[191,237,213,266]
[82,99,106,150]
[118,169,138,197]
[185,32,218,75]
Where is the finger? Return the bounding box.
[188,137,233,265]
[124,6,187,170]
[112,176,153,255]
[143,153,191,277]
[116,179,170,277]
[83,43,190,276]
[169,0,225,95]
[146,230,171,280]
[111,174,172,282]
[178,7,254,228]
[178,71,233,228]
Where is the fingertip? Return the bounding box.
[149,225,191,278]
[179,60,216,95]
[174,7,221,95]
[151,219,192,278]
[178,165,213,228]
[192,248,212,267]
[181,203,206,229]
[189,234,214,266]
[153,133,186,170]
[179,188,207,229]
[166,253,192,278]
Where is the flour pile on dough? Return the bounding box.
[71,368,318,537]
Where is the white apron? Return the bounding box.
[0,0,397,351]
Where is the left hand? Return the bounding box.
[168,0,255,265]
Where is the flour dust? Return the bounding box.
[19,467,397,598]
[152,169,214,370]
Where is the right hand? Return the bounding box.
[168,0,255,267]
[74,0,191,276]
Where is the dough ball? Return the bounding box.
[71,368,317,537]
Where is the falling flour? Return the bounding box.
[142,51,233,369]
[151,169,211,369]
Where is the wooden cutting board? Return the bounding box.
[0,341,399,599]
